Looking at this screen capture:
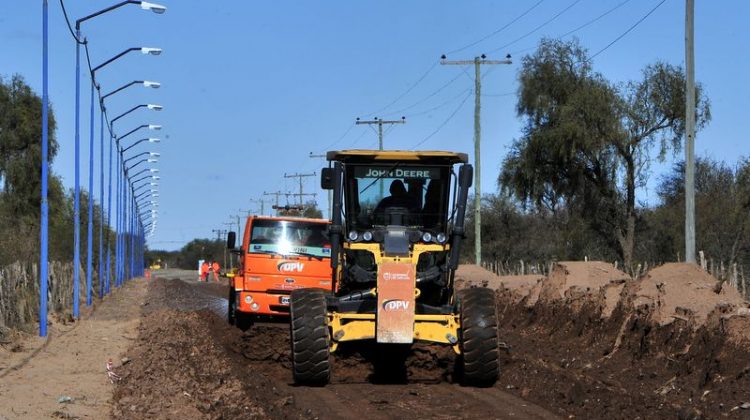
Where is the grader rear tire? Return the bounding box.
[458,287,499,387]
[290,288,330,386]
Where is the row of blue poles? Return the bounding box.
[39,1,166,336]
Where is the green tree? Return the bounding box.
[0,75,58,218]
[499,38,710,267]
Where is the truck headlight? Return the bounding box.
[244,295,253,304]
[362,231,373,241]
[348,231,359,241]
[422,232,433,242]
[436,232,447,243]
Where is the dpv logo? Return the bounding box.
[382,299,410,312]
[277,261,305,273]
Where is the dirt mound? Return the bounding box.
[634,262,748,327]
[455,264,543,296]
[525,261,628,317]
[494,262,750,418]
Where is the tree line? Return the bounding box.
[0,75,116,268]
[463,38,748,274]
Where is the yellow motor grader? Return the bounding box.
[289,150,498,386]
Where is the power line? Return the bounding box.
[59,0,84,43]
[364,61,439,117]
[508,0,634,56]
[488,0,584,54]
[381,70,464,117]
[445,0,546,55]
[589,0,668,60]
[412,90,473,149]
[405,88,472,117]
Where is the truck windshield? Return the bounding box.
[345,164,449,230]
[249,219,331,258]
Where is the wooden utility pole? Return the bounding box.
[263,191,284,213]
[310,152,332,219]
[355,117,406,150]
[284,172,316,206]
[440,53,511,266]
[684,0,696,263]
[355,117,406,198]
[249,199,269,216]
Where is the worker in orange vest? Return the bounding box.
[212,261,220,281]
[200,260,209,282]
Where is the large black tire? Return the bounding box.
[228,289,253,331]
[228,289,237,325]
[290,288,330,386]
[457,287,499,387]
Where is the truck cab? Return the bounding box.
[226,215,332,329]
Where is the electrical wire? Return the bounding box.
[59,0,84,43]
[488,0,584,54]
[395,88,471,118]
[589,0,668,60]
[445,0,545,56]
[509,0,634,56]
[363,61,439,117]
[381,70,464,117]
[412,90,473,149]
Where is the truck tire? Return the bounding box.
[458,287,499,387]
[290,288,330,386]
[228,289,237,325]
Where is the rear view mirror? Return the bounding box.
[458,164,473,189]
[321,167,334,190]
[227,231,236,249]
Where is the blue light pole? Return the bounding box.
[106,102,161,293]
[40,0,49,337]
[73,0,166,305]
[87,48,161,305]
[86,79,95,307]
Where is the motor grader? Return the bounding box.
[289,150,498,386]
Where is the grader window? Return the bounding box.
[346,164,449,230]
[249,220,331,258]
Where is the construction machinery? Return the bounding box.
[226,215,332,330]
[289,150,498,386]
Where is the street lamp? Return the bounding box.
[72,0,166,319]
[102,80,160,102]
[87,47,162,305]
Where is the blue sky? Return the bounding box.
[1,0,747,250]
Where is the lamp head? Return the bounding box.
[147,104,163,111]
[148,138,160,143]
[149,168,159,173]
[149,152,161,157]
[142,81,161,89]
[140,1,167,14]
[152,176,161,180]
[148,124,162,130]
[147,158,158,163]
[141,47,163,56]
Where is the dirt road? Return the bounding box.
[0,277,147,419]
[110,271,558,419]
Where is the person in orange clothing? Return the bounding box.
[212,261,220,281]
[200,260,209,282]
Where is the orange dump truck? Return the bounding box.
[226,215,332,329]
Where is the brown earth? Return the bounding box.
[487,261,750,419]
[0,277,147,419]
[112,274,558,419]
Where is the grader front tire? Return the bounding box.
[290,289,330,386]
[458,287,499,387]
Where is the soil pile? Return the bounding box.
[495,261,750,419]
[634,262,747,327]
[455,264,543,299]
